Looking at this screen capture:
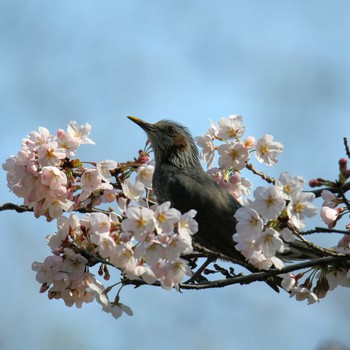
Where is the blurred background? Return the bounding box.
[1,1,350,349]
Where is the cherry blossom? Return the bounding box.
[326,269,350,290]
[121,178,145,203]
[321,190,341,208]
[243,136,256,149]
[105,302,134,319]
[279,273,297,291]
[250,186,286,220]
[160,258,193,290]
[121,206,155,241]
[218,142,249,170]
[24,126,51,151]
[153,201,181,234]
[275,172,306,200]
[96,160,118,183]
[320,206,338,228]
[40,166,67,191]
[178,209,198,237]
[37,141,66,167]
[136,162,155,188]
[66,121,95,145]
[254,228,284,258]
[234,207,264,238]
[286,192,318,230]
[255,134,283,166]
[217,114,245,141]
[290,286,318,304]
[195,134,216,169]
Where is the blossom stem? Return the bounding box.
[245,162,275,184]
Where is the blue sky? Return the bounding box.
[1,1,350,350]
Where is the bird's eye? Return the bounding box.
[167,125,176,134]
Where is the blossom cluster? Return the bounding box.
[195,115,283,203]
[233,171,318,270]
[3,117,350,315]
[279,272,319,304]
[32,202,198,318]
[3,122,99,220]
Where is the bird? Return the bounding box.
[127,117,256,262]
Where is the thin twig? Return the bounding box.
[302,227,350,235]
[184,257,215,284]
[245,162,275,184]
[306,181,350,198]
[344,137,350,159]
[292,228,346,257]
[338,187,350,212]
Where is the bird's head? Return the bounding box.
[128,116,201,169]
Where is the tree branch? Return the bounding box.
[0,203,33,213]
[302,227,350,235]
[0,202,111,215]
[245,162,275,184]
[122,255,349,290]
[306,181,350,198]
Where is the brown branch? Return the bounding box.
[122,255,349,290]
[0,203,33,213]
[245,162,275,184]
[0,202,111,215]
[306,181,350,198]
[291,228,346,257]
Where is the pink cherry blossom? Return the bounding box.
[217,115,245,141]
[153,201,181,234]
[320,206,338,228]
[136,163,154,189]
[251,186,286,220]
[195,134,215,169]
[37,141,66,167]
[218,142,249,170]
[255,134,283,166]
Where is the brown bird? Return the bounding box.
[126,116,328,291]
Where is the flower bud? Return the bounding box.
[339,158,348,169]
[309,179,320,187]
[137,150,150,164]
[229,172,241,184]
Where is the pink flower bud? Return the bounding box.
[339,158,348,169]
[137,150,150,164]
[228,172,241,184]
[57,128,64,137]
[309,179,319,187]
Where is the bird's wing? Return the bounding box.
[166,170,242,258]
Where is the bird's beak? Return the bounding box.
[127,116,155,133]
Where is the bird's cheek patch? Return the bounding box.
[173,134,189,152]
